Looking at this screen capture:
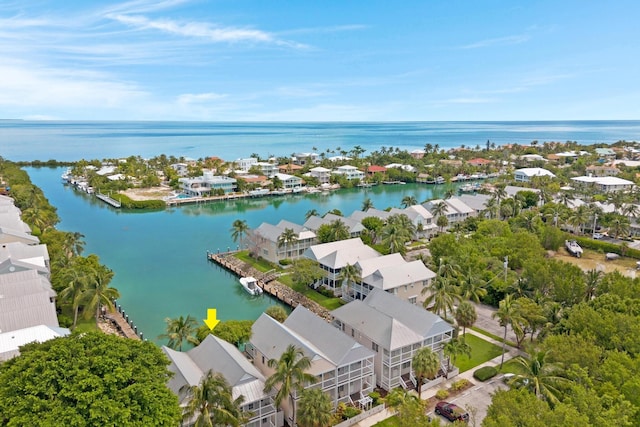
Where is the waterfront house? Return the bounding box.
[163,335,280,427]
[179,171,237,196]
[571,176,635,193]
[249,220,316,263]
[332,289,454,392]
[0,241,50,272]
[385,163,416,173]
[0,324,70,362]
[410,149,426,159]
[247,306,376,424]
[256,162,278,178]
[171,163,189,177]
[332,165,365,181]
[304,238,380,295]
[307,167,332,184]
[292,152,320,166]
[342,253,436,305]
[388,205,437,238]
[278,163,304,174]
[514,167,556,183]
[272,173,303,190]
[236,157,259,172]
[423,198,476,227]
[303,213,364,238]
[366,165,387,176]
[467,158,492,168]
[349,208,394,224]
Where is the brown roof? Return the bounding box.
[467,158,492,166]
[367,165,387,173]
[278,164,304,172]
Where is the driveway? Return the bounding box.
[470,302,519,344]
[429,377,508,426]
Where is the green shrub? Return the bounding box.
[451,379,470,391]
[116,193,165,210]
[435,389,449,400]
[279,259,292,266]
[318,287,335,298]
[574,236,640,259]
[368,391,381,406]
[342,406,361,419]
[473,366,498,381]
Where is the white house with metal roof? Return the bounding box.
[571,176,635,193]
[332,289,454,392]
[343,254,436,305]
[163,335,280,427]
[307,167,332,184]
[249,220,316,264]
[247,306,376,424]
[0,269,58,333]
[332,165,365,181]
[179,171,237,196]
[304,238,381,295]
[0,324,70,362]
[514,167,556,183]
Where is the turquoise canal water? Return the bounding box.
[27,167,457,344]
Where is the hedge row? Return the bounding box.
[473,366,498,381]
[573,236,640,259]
[116,193,166,210]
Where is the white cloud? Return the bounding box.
[177,92,228,105]
[460,35,530,49]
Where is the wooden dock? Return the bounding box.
[207,251,332,321]
[104,311,140,340]
[96,193,122,208]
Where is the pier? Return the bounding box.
[104,301,144,340]
[207,251,332,321]
[96,193,122,208]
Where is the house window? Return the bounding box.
[351,329,355,337]
[408,296,417,305]
[372,342,379,352]
[262,355,265,364]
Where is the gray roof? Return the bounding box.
[303,214,364,234]
[0,242,49,265]
[457,194,491,212]
[331,289,453,350]
[361,259,436,291]
[0,325,70,361]
[505,185,540,197]
[253,221,315,243]
[251,306,374,375]
[0,257,49,277]
[349,208,394,223]
[0,270,58,333]
[0,226,39,245]
[163,335,268,403]
[304,238,380,270]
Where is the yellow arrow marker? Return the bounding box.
[204,308,220,330]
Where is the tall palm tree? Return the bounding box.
[401,195,417,208]
[492,294,523,369]
[278,228,298,259]
[508,350,571,406]
[443,338,472,375]
[230,219,249,249]
[422,258,460,319]
[609,214,630,238]
[181,370,248,427]
[457,269,487,303]
[380,214,415,255]
[159,315,200,350]
[568,205,590,234]
[58,268,90,329]
[327,219,350,241]
[296,388,333,427]
[264,344,317,426]
[337,263,362,301]
[584,268,603,301]
[81,267,119,327]
[430,200,448,218]
[61,231,85,259]
[361,197,374,211]
[454,300,477,336]
[411,347,440,399]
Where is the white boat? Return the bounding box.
[239,277,263,295]
[249,188,270,197]
[565,240,583,258]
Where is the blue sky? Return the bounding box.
[2,0,639,121]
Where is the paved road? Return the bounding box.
[434,377,508,426]
[470,302,519,344]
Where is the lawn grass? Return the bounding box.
[74,318,98,333]
[277,274,344,310]
[234,251,281,273]
[373,415,401,427]
[499,358,527,375]
[456,333,503,372]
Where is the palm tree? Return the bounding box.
[492,294,523,369]
[58,268,90,328]
[380,214,415,255]
[422,258,460,319]
[568,205,590,234]
[264,344,317,426]
[430,200,448,218]
[443,338,472,375]
[584,268,603,301]
[361,198,374,211]
[305,209,319,220]
[455,301,477,336]
[337,263,361,301]
[81,267,119,327]
[444,188,456,200]
[230,219,249,249]
[278,228,298,259]
[327,219,350,241]
[457,269,487,303]
[61,231,85,259]
[159,315,199,350]
[411,347,439,399]
[401,195,417,208]
[609,214,630,238]
[508,350,571,406]
[296,388,333,427]
[181,370,248,427]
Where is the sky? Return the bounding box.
[1,0,640,121]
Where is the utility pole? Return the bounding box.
[503,256,508,282]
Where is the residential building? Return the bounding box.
[272,173,303,190]
[170,163,189,176]
[332,289,454,391]
[385,163,416,173]
[595,148,616,160]
[366,165,387,176]
[571,176,635,193]
[249,220,316,263]
[410,149,426,159]
[332,165,365,181]
[388,205,437,238]
[467,158,492,168]
[343,253,436,305]
[163,335,280,427]
[304,238,380,294]
[0,270,59,333]
[247,306,376,424]
[423,198,475,227]
[585,164,619,177]
[255,162,278,178]
[179,171,237,196]
[514,167,555,182]
[236,157,259,172]
[0,242,50,271]
[278,163,304,174]
[292,153,319,166]
[0,325,70,362]
[307,167,332,184]
[303,213,364,238]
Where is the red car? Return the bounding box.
[435,401,469,423]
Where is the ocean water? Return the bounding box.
[3,120,640,162]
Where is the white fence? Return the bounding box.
[332,404,386,427]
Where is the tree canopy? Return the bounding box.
[0,332,181,426]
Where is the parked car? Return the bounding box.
[435,401,469,423]
[593,233,605,239]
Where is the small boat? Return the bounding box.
[239,277,263,295]
[565,240,583,258]
[249,188,270,197]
